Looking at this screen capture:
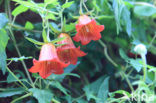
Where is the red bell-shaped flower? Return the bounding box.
[29,43,69,79]
[73,15,104,45]
[57,33,86,65]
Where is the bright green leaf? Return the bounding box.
[25,21,34,30]
[62,1,74,8]
[12,5,29,16]
[25,37,44,45]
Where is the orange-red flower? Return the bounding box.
[29,43,69,79]
[73,15,104,45]
[57,33,86,65]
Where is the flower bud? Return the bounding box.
[134,44,147,55]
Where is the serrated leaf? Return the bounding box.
[0,29,9,74]
[62,1,74,8]
[97,77,109,103]
[130,59,143,72]
[0,13,8,29]
[0,88,25,97]
[50,81,68,95]
[29,88,53,103]
[12,5,29,16]
[25,37,44,45]
[25,21,34,30]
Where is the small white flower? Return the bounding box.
[134,44,147,55]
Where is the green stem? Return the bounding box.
[122,72,134,92]
[6,67,28,90]
[8,23,42,33]
[98,40,118,67]
[51,98,60,103]
[11,93,32,103]
[149,32,156,48]
[79,0,83,15]
[8,28,35,88]
[141,54,147,82]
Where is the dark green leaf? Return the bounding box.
[97,77,109,103]
[0,88,25,97]
[29,88,53,103]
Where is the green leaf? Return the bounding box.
[112,0,122,34]
[121,6,132,36]
[7,73,21,83]
[49,24,60,34]
[0,88,25,97]
[0,29,9,74]
[25,21,34,30]
[134,3,156,16]
[48,62,80,81]
[12,5,29,16]
[25,37,44,45]
[0,13,8,29]
[97,77,109,103]
[65,23,76,32]
[51,37,66,44]
[130,59,143,72]
[62,1,74,8]
[50,81,68,95]
[46,13,56,20]
[44,0,58,4]
[29,88,53,103]
[119,49,129,61]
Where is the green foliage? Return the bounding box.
[1,0,156,103]
[0,29,9,74]
[29,88,53,103]
[12,5,29,17]
[25,21,34,30]
[0,88,25,98]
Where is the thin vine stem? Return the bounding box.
[6,67,28,90]
[6,0,35,88]
[8,28,35,88]
[11,92,32,103]
[98,39,118,67]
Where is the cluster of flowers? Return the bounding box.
[29,15,104,79]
